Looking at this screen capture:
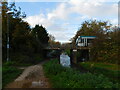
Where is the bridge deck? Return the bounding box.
[45,46,90,50]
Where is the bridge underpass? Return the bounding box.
[45,46,91,64]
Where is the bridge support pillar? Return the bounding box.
[89,49,90,60]
[72,49,77,64]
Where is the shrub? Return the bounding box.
[80,62,120,83]
[43,59,120,88]
[11,53,32,63]
[43,59,64,76]
[3,61,16,66]
[10,53,43,65]
[33,54,43,63]
[65,49,70,56]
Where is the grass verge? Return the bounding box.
[3,61,32,67]
[2,66,23,88]
[43,59,120,88]
[79,62,120,83]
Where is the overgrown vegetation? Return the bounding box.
[71,20,120,64]
[80,62,120,83]
[43,59,120,88]
[3,61,32,67]
[65,49,70,56]
[2,66,23,88]
[9,53,44,65]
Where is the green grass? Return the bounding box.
[3,61,33,67]
[65,49,70,56]
[43,59,120,88]
[79,62,120,83]
[2,66,23,88]
[80,62,120,70]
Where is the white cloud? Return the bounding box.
[47,3,70,20]
[8,0,69,2]
[51,31,72,43]
[109,19,118,26]
[7,0,120,2]
[24,13,54,28]
[69,0,118,17]
[23,0,118,42]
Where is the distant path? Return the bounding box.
[5,60,51,88]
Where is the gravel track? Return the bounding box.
[5,64,51,88]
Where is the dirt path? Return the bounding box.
[5,62,51,88]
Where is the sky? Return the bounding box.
[8,0,119,43]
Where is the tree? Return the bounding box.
[71,20,111,45]
[12,21,31,52]
[71,20,120,64]
[32,25,49,51]
[106,26,120,64]
[2,1,50,63]
[2,1,30,61]
[90,26,120,64]
[48,34,55,43]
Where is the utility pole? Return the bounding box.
[6,11,13,62]
[118,1,120,28]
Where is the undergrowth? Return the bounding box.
[43,59,120,88]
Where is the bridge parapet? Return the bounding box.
[46,45,91,50]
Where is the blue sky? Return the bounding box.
[8,0,119,43]
[15,2,60,16]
